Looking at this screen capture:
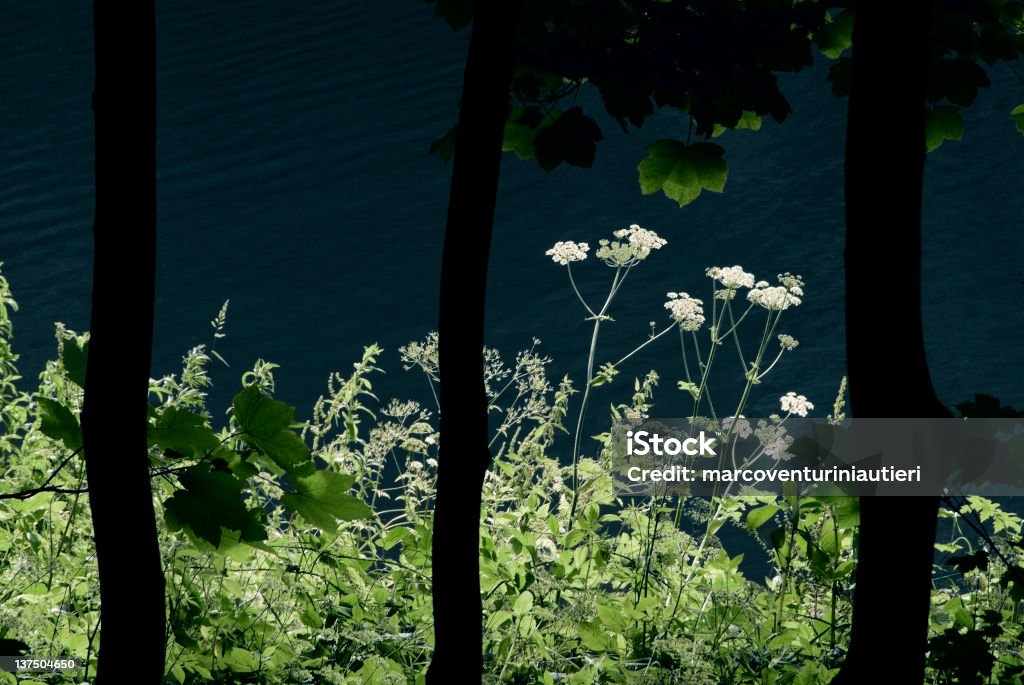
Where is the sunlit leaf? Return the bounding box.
[36,397,82,451]
[281,470,371,533]
[638,140,728,207]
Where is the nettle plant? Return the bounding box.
[0,254,1021,685]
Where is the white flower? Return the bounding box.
[747,285,801,311]
[545,241,589,265]
[779,392,814,417]
[777,272,804,296]
[614,223,667,253]
[778,334,799,351]
[598,224,667,266]
[706,265,755,290]
[722,415,752,439]
[535,536,558,559]
[755,420,794,460]
[664,292,705,331]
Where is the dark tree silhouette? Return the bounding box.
[81,1,166,682]
[834,2,951,683]
[427,2,522,682]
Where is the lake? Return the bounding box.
[2,1,1023,465]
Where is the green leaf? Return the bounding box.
[564,529,587,549]
[281,470,371,533]
[381,526,411,551]
[512,590,534,616]
[925,105,964,152]
[532,107,603,170]
[816,10,854,59]
[221,647,260,673]
[638,140,728,207]
[428,124,458,162]
[36,397,82,451]
[735,110,762,132]
[746,504,779,532]
[827,58,852,98]
[61,338,87,388]
[1012,105,1024,134]
[232,385,314,477]
[946,550,989,574]
[503,106,552,160]
[818,516,839,557]
[150,407,220,457]
[164,463,267,547]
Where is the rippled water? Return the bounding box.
[3,0,1023,431]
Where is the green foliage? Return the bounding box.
[0,287,1021,684]
[925,105,965,152]
[426,0,1024,196]
[638,140,728,207]
[1012,104,1024,134]
[35,398,82,452]
[163,463,267,547]
[232,385,316,478]
[279,471,371,534]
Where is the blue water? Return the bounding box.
[3,0,1023,435]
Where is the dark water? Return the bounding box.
[3,0,1024,433]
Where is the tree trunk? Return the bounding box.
[423,2,520,679]
[81,2,166,682]
[426,3,521,683]
[834,2,949,684]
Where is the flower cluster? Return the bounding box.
[755,419,795,460]
[664,292,705,331]
[779,391,814,417]
[546,241,590,265]
[747,283,801,311]
[777,272,804,297]
[706,265,756,290]
[596,224,667,266]
[778,334,799,351]
[614,223,668,255]
[722,415,752,439]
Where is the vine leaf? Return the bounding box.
[61,338,87,388]
[638,140,728,207]
[36,397,82,451]
[1012,105,1024,134]
[428,124,458,162]
[281,470,372,533]
[164,463,267,547]
[232,385,315,477]
[149,406,220,457]
[532,107,604,170]
[925,105,964,152]
[816,10,854,59]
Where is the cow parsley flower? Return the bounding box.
[748,285,801,310]
[778,334,799,351]
[722,415,752,439]
[777,272,804,297]
[597,224,667,266]
[706,265,756,290]
[664,292,705,331]
[613,223,667,255]
[546,241,590,265]
[779,392,814,417]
